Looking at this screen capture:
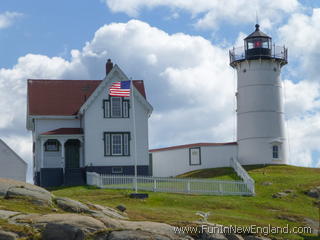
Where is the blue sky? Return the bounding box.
[0,0,320,180]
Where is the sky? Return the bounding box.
[0,0,320,181]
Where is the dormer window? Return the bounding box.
[103,97,129,118]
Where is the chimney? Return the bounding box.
[106,59,113,75]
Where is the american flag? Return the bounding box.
[109,81,131,97]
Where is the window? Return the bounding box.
[189,147,201,165]
[112,167,123,174]
[111,97,121,117]
[103,97,129,118]
[45,140,59,152]
[272,145,279,159]
[104,132,130,156]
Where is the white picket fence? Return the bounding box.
[230,157,255,195]
[87,158,255,196]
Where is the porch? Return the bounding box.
[36,128,86,187]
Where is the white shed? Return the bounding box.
[0,139,27,182]
[150,142,237,177]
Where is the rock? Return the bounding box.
[0,178,52,205]
[260,182,272,186]
[116,205,126,212]
[225,234,244,240]
[199,232,227,240]
[0,210,20,220]
[95,216,185,239]
[283,189,294,193]
[55,197,90,213]
[305,186,320,199]
[87,203,127,219]
[108,230,171,240]
[272,192,288,198]
[25,213,105,233]
[244,236,271,240]
[277,214,301,222]
[314,200,320,207]
[303,217,319,234]
[0,230,18,240]
[42,222,85,240]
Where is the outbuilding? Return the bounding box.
[150,142,237,177]
[0,139,27,181]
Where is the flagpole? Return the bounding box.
[131,80,138,193]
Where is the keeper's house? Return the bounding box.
[26,60,153,187]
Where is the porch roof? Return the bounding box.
[40,128,83,135]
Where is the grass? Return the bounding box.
[0,165,319,239]
[51,165,320,240]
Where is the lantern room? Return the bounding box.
[244,24,272,60]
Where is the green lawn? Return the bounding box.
[51,165,320,240]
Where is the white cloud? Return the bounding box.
[284,80,320,118]
[104,0,300,29]
[278,9,320,167]
[287,113,320,167]
[278,8,320,81]
[0,11,23,29]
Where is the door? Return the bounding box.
[65,140,80,169]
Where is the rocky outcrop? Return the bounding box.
[24,213,106,233]
[87,203,128,219]
[107,230,172,240]
[243,236,271,240]
[0,210,20,220]
[0,178,52,205]
[305,186,320,199]
[54,197,90,213]
[0,230,18,240]
[272,192,288,198]
[42,222,85,240]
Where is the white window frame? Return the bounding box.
[111,97,122,118]
[104,132,130,156]
[103,98,129,118]
[111,134,122,155]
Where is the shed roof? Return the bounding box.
[149,142,237,152]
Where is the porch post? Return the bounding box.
[59,139,66,172]
[40,138,45,169]
[78,137,84,167]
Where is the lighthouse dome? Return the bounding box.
[244,24,272,60]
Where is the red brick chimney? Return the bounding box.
[106,59,113,75]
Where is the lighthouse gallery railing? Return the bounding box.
[229,45,288,66]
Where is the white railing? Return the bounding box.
[230,158,255,195]
[87,171,254,196]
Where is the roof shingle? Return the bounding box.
[28,79,146,116]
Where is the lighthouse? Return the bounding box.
[229,24,288,165]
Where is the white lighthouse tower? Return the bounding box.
[229,24,288,165]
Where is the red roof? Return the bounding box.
[28,79,146,116]
[40,128,83,135]
[149,142,237,152]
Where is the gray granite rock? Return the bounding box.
[55,197,90,213]
[42,222,85,240]
[0,230,18,240]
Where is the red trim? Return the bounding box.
[149,142,237,152]
[40,128,83,135]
